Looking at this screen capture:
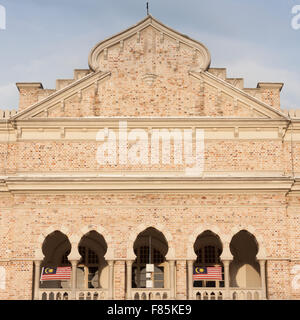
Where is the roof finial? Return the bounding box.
[146,2,149,15]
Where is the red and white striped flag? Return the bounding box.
[40,267,71,281]
[193,266,222,280]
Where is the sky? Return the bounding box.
[0,0,300,110]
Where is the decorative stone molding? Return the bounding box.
[68,242,81,261]
[142,73,158,86]
[11,71,111,121]
[79,225,112,244]
[220,243,233,261]
[79,225,114,260]
[193,71,288,120]
[88,15,211,73]
[126,222,174,260]
[257,82,284,92]
[186,225,222,260]
[34,248,44,261]
[228,225,267,260]
[35,225,71,260]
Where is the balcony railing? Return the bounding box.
[39,289,108,300]
[230,288,262,300]
[38,288,263,300]
[192,288,263,300]
[132,288,171,300]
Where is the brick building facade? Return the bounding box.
[0,15,299,300]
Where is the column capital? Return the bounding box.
[222,259,233,265]
[70,260,79,267]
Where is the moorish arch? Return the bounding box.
[192,230,224,289]
[228,226,267,260]
[127,223,174,260]
[76,230,108,289]
[39,230,72,289]
[34,225,71,261]
[132,227,169,289]
[229,229,262,288]
[79,225,113,260]
[187,225,224,260]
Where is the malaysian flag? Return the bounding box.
[193,266,222,281]
[40,267,71,281]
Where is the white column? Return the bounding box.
[108,260,114,300]
[126,260,133,300]
[259,259,267,300]
[223,260,231,300]
[34,260,41,300]
[187,260,194,300]
[169,260,175,299]
[71,260,78,300]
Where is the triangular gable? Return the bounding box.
[11,15,288,121]
[190,71,287,119]
[11,71,111,120]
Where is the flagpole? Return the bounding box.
[40,267,44,282]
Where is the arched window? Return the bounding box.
[193,230,224,288]
[229,230,261,288]
[76,231,108,289]
[132,227,168,289]
[40,231,71,289]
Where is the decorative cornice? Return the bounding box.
[257,82,284,92]
[16,82,43,92]
[0,176,293,192]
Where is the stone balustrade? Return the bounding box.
[132,288,170,300]
[192,288,263,300]
[39,288,108,300]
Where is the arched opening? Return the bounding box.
[76,230,108,289]
[40,231,71,289]
[132,227,168,289]
[193,230,224,288]
[229,230,261,288]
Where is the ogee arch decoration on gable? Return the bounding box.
[88,15,211,73]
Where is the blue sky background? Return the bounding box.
[0,0,299,110]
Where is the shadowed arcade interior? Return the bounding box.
[132,227,169,289]
[229,230,261,288]
[193,230,224,288]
